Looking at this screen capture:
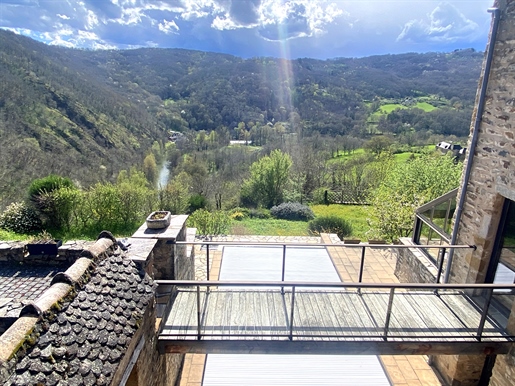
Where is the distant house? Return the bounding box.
[436,141,466,160]
[168,130,184,143]
[229,140,252,145]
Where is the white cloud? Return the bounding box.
[256,1,345,41]
[397,2,479,44]
[85,9,100,29]
[0,0,491,57]
[158,19,179,34]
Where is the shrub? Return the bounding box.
[29,175,76,230]
[28,175,74,199]
[230,211,245,221]
[188,194,207,213]
[249,208,271,219]
[229,207,249,221]
[0,202,42,234]
[270,202,314,221]
[187,209,231,235]
[308,215,353,239]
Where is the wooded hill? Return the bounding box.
[0,29,483,206]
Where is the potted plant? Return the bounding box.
[146,211,172,229]
[26,230,62,256]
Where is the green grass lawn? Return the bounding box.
[393,152,416,163]
[0,229,31,241]
[230,218,310,236]
[229,205,371,240]
[311,204,371,240]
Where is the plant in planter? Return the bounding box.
[26,230,62,255]
[146,211,172,229]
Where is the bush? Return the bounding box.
[28,175,74,199]
[270,202,314,221]
[308,215,353,239]
[187,209,231,235]
[188,194,207,213]
[36,187,80,232]
[0,202,42,234]
[229,207,249,221]
[230,211,245,221]
[28,175,76,230]
[249,208,271,219]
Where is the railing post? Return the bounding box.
[383,288,395,340]
[173,242,177,279]
[206,243,210,281]
[281,244,287,295]
[476,288,494,341]
[435,247,446,294]
[358,246,366,294]
[196,285,202,340]
[289,286,296,341]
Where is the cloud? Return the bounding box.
[182,0,345,39]
[0,0,491,57]
[397,2,480,44]
[159,19,180,34]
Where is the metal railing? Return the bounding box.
[174,241,475,284]
[157,280,515,342]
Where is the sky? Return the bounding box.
[0,0,495,59]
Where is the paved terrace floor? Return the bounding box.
[178,235,444,386]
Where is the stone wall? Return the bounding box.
[119,291,183,386]
[449,0,515,286]
[434,1,515,385]
[395,238,438,284]
[123,216,192,385]
[0,240,92,265]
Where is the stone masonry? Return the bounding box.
[432,1,515,385]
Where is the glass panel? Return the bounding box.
[412,190,457,278]
[491,199,515,315]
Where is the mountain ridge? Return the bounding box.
[0,29,483,206]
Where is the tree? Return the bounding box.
[241,149,292,208]
[364,136,393,155]
[159,172,192,214]
[143,153,158,186]
[370,153,462,241]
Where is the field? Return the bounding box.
[379,103,407,113]
[414,102,437,112]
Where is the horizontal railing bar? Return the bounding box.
[159,333,515,340]
[414,213,451,243]
[174,241,474,249]
[155,280,515,290]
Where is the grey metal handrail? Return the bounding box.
[157,280,515,342]
[157,279,515,290]
[176,241,475,284]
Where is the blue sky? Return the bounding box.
[0,0,494,59]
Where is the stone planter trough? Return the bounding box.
[146,211,172,229]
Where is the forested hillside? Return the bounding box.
[0,29,483,206]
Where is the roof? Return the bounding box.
[0,243,155,385]
[0,264,62,302]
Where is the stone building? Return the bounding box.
[397,1,515,384]
[0,215,192,386]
